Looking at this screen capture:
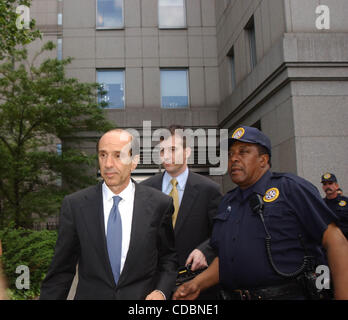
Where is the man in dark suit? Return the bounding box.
[40,129,177,300]
[141,125,222,298]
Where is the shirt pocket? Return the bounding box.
[211,210,230,251]
[262,203,300,240]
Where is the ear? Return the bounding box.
[131,154,139,171]
[259,154,269,168]
[185,146,192,160]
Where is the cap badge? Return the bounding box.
[323,173,331,180]
[232,127,245,139]
[263,188,280,203]
[339,200,347,207]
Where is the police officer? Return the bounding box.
[173,126,348,300]
[321,173,348,239]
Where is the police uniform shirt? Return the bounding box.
[324,195,348,236]
[210,170,338,290]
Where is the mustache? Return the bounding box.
[229,165,243,172]
[325,188,333,192]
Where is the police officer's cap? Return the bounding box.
[321,173,337,183]
[228,126,272,156]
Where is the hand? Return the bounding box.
[185,249,208,271]
[172,280,200,300]
[145,290,166,300]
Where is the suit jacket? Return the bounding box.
[141,170,222,266]
[40,181,178,300]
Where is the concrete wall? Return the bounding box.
[62,0,221,129]
[216,0,287,102]
[30,0,60,31]
[27,0,60,62]
[215,0,348,194]
[284,0,348,33]
[28,0,348,193]
[285,32,348,195]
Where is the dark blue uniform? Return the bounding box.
[211,170,338,291]
[324,195,348,239]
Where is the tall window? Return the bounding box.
[58,0,63,25]
[97,70,125,109]
[57,38,62,61]
[158,0,186,29]
[161,69,189,108]
[96,0,124,29]
[57,13,62,25]
[245,16,257,70]
[228,46,236,91]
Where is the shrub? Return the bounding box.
[0,226,57,299]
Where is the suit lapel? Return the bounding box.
[80,182,115,285]
[174,171,199,236]
[152,172,164,190]
[117,182,149,286]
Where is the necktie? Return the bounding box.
[169,178,179,227]
[106,195,122,285]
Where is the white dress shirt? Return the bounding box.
[162,167,189,204]
[102,180,135,274]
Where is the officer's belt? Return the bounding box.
[223,281,305,300]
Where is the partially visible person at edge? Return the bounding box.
[173,126,348,300]
[0,241,9,300]
[321,173,348,240]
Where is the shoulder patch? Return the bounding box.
[263,188,280,203]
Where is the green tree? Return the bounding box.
[0,41,113,228]
[0,226,58,299]
[0,0,41,60]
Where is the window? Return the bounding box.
[58,0,63,25]
[245,16,257,70]
[158,0,186,29]
[161,69,189,108]
[227,46,236,91]
[57,38,62,61]
[57,13,62,25]
[56,144,62,156]
[96,0,124,29]
[97,70,125,109]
